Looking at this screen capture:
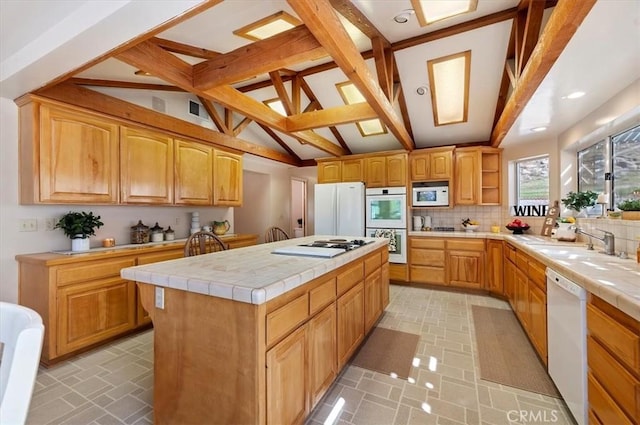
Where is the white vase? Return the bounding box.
[71,236,90,252]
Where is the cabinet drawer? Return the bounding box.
[364,251,381,276]
[266,294,309,347]
[588,336,640,420]
[588,372,634,425]
[411,249,445,267]
[515,251,529,270]
[505,243,517,263]
[57,258,136,286]
[309,278,336,315]
[137,250,183,265]
[447,239,484,251]
[337,262,363,295]
[410,238,445,249]
[410,266,446,284]
[588,304,640,373]
[528,258,546,290]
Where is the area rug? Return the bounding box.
[351,327,419,380]
[471,305,560,398]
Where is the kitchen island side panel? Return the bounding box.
[138,283,266,425]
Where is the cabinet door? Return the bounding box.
[57,278,136,355]
[448,251,484,288]
[213,150,243,206]
[337,281,364,368]
[410,153,430,181]
[514,268,529,328]
[430,150,452,179]
[381,262,390,309]
[365,157,386,187]
[454,150,479,205]
[486,240,504,294]
[175,140,213,205]
[386,154,407,187]
[39,104,119,204]
[364,268,382,334]
[341,158,364,182]
[266,326,307,425]
[120,126,173,204]
[308,303,337,409]
[528,283,547,363]
[504,259,516,309]
[317,161,341,183]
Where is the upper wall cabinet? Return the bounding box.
[175,140,213,206]
[19,102,120,204]
[317,160,342,183]
[365,153,407,188]
[120,126,174,205]
[214,149,243,206]
[410,147,453,182]
[454,147,502,206]
[341,158,365,182]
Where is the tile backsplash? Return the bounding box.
[412,206,640,254]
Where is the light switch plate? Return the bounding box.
[155,287,164,309]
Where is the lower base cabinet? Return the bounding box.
[308,303,337,408]
[337,282,365,369]
[409,238,484,288]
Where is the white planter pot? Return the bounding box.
[71,237,90,252]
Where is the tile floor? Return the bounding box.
[26,285,575,425]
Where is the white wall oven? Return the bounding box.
[366,187,407,264]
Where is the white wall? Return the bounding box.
[0,98,233,303]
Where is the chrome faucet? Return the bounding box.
[574,227,616,255]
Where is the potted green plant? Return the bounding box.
[54,211,104,251]
[561,191,598,217]
[617,198,640,220]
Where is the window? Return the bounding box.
[516,156,549,206]
[577,124,640,211]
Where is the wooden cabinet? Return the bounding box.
[365,156,386,187]
[317,160,342,183]
[20,102,120,204]
[528,282,547,360]
[266,326,307,425]
[587,295,640,424]
[16,235,257,364]
[448,250,484,288]
[174,139,213,205]
[386,153,407,187]
[364,268,382,334]
[120,126,174,204]
[514,267,530,328]
[57,278,136,356]
[454,147,502,205]
[486,239,504,294]
[409,238,446,285]
[213,149,243,206]
[337,281,365,369]
[409,147,453,181]
[503,243,517,308]
[341,158,364,182]
[307,303,337,408]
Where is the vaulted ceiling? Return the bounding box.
[2,0,638,167]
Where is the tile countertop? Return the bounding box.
[409,230,640,321]
[120,236,388,305]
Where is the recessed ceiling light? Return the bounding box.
[393,9,415,24]
[531,126,547,132]
[566,91,586,99]
[134,70,152,76]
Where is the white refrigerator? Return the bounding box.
[314,182,365,237]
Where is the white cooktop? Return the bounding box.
[271,245,346,258]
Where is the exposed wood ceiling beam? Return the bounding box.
[36,82,301,166]
[289,0,413,151]
[269,71,294,116]
[287,102,378,132]
[151,36,221,59]
[516,0,545,77]
[372,37,392,100]
[329,0,390,44]
[193,25,327,89]
[257,124,303,161]
[233,117,253,136]
[67,77,183,92]
[198,96,229,134]
[117,40,345,157]
[491,0,597,147]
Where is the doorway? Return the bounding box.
[291,178,307,238]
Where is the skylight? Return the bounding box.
[336,82,387,137]
[411,0,478,26]
[427,50,471,126]
[233,11,302,42]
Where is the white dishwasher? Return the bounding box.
[546,268,587,425]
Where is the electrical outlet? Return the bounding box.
[44,218,56,231]
[19,219,37,232]
[175,217,181,225]
[155,287,165,309]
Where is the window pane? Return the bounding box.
[517,156,549,206]
[612,125,640,207]
[578,140,606,194]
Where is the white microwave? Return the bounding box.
[412,183,449,207]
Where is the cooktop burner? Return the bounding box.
[300,239,370,251]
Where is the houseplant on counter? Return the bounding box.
[54,211,104,251]
[617,198,640,220]
[561,190,598,217]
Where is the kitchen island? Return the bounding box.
[120,236,390,425]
